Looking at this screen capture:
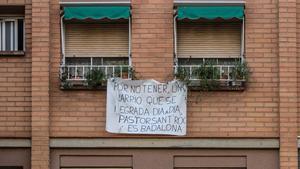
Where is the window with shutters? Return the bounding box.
[0,18,25,54]
[65,22,129,58]
[177,21,241,58]
[60,19,131,89]
[174,19,248,90]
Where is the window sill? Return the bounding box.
[0,51,25,56]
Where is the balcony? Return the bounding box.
[60,64,132,90]
[174,64,248,91]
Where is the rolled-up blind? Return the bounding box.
[177,22,241,58]
[65,22,129,58]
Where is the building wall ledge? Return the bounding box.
[50,138,279,149]
[0,139,31,148]
[59,0,131,6]
[174,0,245,6]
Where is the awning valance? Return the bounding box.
[64,6,130,20]
[177,6,244,20]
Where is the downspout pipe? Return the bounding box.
[129,10,132,67]
[174,14,178,73]
[241,14,245,63]
[60,14,66,65]
[128,9,133,79]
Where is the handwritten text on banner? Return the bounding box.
[106,78,187,136]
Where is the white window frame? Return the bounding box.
[0,17,25,52]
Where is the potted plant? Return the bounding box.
[194,61,220,91]
[174,66,191,86]
[113,66,138,79]
[60,66,73,89]
[230,60,249,87]
[128,67,139,80]
[221,68,229,80]
[85,68,106,89]
[121,66,129,79]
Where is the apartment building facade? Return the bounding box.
[0,0,299,168]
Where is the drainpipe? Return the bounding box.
[241,17,245,63]
[129,12,132,67]
[174,14,178,73]
[128,10,132,79]
[60,14,66,65]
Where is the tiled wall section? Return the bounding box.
[297,0,300,136]
[278,0,298,168]
[49,0,279,138]
[131,0,174,81]
[0,1,31,138]
[1,0,300,139]
[0,0,27,4]
[31,0,50,168]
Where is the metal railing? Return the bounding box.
[60,65,131,81]
[174,65,243,81]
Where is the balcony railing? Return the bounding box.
[174,64,247,90]
[60,65,132,81]
[174,65,240,81]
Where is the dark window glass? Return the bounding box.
[102,57,128,65]
[178,58,240,65]
[66,57,90,65]
[65,57,129,66]
[17,19,24,51]
[0,22,2,50]
[5,21,12,51]
[0,167,23,169]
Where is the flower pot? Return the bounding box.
[229,80,245,87]
[122,72,129,79]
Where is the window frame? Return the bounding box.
[59,11,132,83]
[60,12,132,67]
[174,16,245,66]
[0,17,25,53]
[173,8,247,90]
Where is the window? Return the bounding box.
[177,21,242,59]
[60,6,131,89]
[62,21,131,82]
[176,20,243,83]
[174,6,247,89]
[0,18,24,51]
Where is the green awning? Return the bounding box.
[64,6,130,20]
[177,6,244,20]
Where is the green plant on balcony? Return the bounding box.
[129,67,139,80]
[60,67,73,89]
[85,68,107,89]
[193,61,220,91]
[113,66,138,80]
[174,66,191,86]
[175,61,220,90]
[230,60,249,87]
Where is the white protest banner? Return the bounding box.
[106,78,187,136]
